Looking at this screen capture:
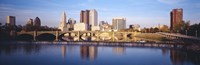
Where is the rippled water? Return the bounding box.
[0,42,199,65]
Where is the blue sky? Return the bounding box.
[0,0,200,28]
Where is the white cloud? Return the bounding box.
[157,0,186,4]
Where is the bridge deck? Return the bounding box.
[158,32,200,41]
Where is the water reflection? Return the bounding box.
[80,45,97,60]
[113,47,126,55]
[0,43,200,65]
[0,44,41,55]
[170,49,200,65]
[61,45,67,58]
[161,48,170,56]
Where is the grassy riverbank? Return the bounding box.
[134,33,170,41]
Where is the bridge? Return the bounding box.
[16,31,140,41]
[16,31,200,42]
[157,32,200,42]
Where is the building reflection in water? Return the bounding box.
[80,45,97,61]
[61,45,67,59]
[161,48,170,56]
[112,47,126,55]
[170,49,200,65]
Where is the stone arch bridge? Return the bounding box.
[16,31,140,41]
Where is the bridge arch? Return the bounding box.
[58,32,78,41]
[16,34,33,41]
[36,33,56,41]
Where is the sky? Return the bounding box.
[0,0,200,28]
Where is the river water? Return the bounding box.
[0,42,199,65]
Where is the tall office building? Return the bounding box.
[6,16,16,26]
[34,17,41,27]
[112,17,126,30]
[26,18,33,26]
[80,10,90,25]
[59,12,68,32]
[89,9,98,26]
[170,8,183,31]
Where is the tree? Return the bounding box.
[174,22,183,32]
[173,20,190,32]
[16,25,23,32]
[182,20,190,30]
[187,23,200,37]
[0,23,2,31]
[160,25,169,32]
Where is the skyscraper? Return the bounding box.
[112,17,126,30]
[89,9,98,26]
[170,8,183,31]
[26,18,33,26]
[34,17,41,27]
[59,12,68,32]
[6,16,16,26]
[80,10,90,30]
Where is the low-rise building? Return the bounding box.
[91,26,100,31]
[74,23,87,31]
[99,21,112,31]
[129,24,140,31]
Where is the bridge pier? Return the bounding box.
[33,31,37,41]
[78,31,80,41]
[124,32,127,42]
[112,32,115,42]
[96,31,99,41]
[55,31,59,41]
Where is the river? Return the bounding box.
[0,42,199,65]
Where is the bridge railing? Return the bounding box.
[157,32,200,41]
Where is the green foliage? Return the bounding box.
[141,27,160,33]
[173,20,190,32]
[189,23,200,31]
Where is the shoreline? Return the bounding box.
[0,41,185,48]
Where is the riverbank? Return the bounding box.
[134,33,170,41]
[0,41,184,48]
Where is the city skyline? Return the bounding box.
[0,0,200,28]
